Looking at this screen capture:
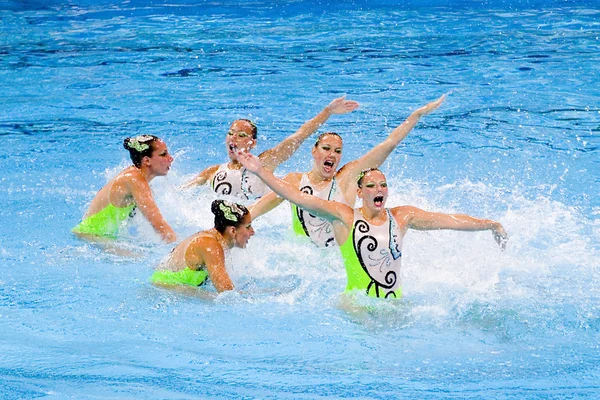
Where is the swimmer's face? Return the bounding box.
[226,120,256,161]
[144,140,173,176]
[312,134,343,179]
[232,214,255,249]
[357,170,388,211]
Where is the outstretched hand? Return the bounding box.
[326,96,360,115]
[236,149,263,174]
[491,223,508,251]
[414,93,448,117]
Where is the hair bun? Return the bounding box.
[211,200,223,217]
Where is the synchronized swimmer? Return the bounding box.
[72,95,508,298]
[73,135,176,243]
[238,151,507,298]
[151,200,254,292]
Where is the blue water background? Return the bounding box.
[1,0,600,398]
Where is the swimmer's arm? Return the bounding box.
[337,94,447,203]
[258,96,359,171]
[393,206,508,249]
[197,236,234,292]
[128,177,177,243]
[239,152,353,226]
[248,172,302,220]
[180,164,220,190]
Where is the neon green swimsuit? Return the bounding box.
[339,209,404,299]
[150,268,209,287]
[72,203,135,238]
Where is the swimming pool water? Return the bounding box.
[2,0,600,398]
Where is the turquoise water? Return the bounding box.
[2,1,600,398]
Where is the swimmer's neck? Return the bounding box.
[209,227,234,249]
[226,160,244,170]
[358,206,386,223]
[129,165,158,182]
[307,169,333,186]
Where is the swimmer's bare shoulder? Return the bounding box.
[283,172,303,185]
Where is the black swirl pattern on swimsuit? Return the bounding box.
[213,170,232,195]
[240,169,251,199]
[353,219,398,298]
[296,185,313,236]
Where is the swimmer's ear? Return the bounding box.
[141,155,152,167]
[225,225,236,237]
[357,187,364,199]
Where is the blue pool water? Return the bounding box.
[2,0,600,398]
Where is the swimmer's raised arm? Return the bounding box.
[337,94,447,203]
[392,205,508,250]
[258,96,359,171]
[239,151,353,226]
[181,164,220,190]
[248,172,302,220]
[127,172,177,243]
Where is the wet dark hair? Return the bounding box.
[123,135,160,168]
[314,132,342,147]
[211,200,250,234]
[236,119,258,139]
[357,168,382,188]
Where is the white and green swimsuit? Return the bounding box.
[340,208,404,298]
[291,173,347,247]
[211,163,268,200]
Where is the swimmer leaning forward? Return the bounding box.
[238,151,508,299]
[72,135,177,243]
[151,200,254,292]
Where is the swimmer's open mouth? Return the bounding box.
[374,196,384,206]
[324,160,334,167]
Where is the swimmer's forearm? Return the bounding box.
[260,97,358,169]
[343,95,445,176]
[249,191,284,220]
[284,97,355,148]
[181,165,219,190]
[259,109,332,169]
[387,94,446,145]
[445,215,500,231]
[180,176,205,189]
[409,209,501,232]
[253,167,340,222]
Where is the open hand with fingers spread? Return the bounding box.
[326,96,360,115]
